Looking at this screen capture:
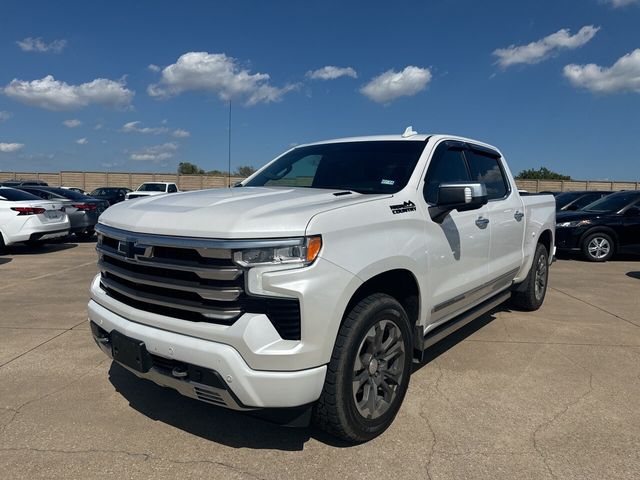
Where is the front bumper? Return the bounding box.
[88,299,327,408]
[555,226,584,250]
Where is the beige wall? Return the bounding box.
[0,171,245,191]
[0,171,638,193]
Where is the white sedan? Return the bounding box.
[0,187,70,249]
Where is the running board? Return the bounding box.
[414,290,512,358]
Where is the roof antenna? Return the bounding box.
[402,126,417,138]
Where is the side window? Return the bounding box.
[572,193,601,210]
[423,145,470,204]
[466,150,509,200]
[168,184,177,193]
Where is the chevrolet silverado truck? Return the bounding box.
[89,132,555,442]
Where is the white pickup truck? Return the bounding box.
[125,182,179,200]
[89,132,555,442]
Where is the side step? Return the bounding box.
[414,290,512,358]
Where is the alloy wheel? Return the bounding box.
[587,237,610,260]
[352,319,406,419]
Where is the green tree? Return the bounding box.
[515,167,571,181]
[234,165,256,177]
[177,162,204,174]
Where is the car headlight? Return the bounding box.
[232,236,322,267]
[556,220,592,228]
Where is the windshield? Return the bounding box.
[583,191,639,213]
[137,183,167,192]
[244,141,427,194]
[45,187,90,200]
[0,188,42,201]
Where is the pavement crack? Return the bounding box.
[0,358,110,436]
[530,349,595,480]
[550,286,639,329]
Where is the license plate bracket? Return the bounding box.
[110,330,153,373]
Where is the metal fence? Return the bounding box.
[0,171,638,193]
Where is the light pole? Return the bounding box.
[227,99,231,187]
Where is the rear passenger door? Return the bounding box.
[466,146,525,281]
[422,141,491,326]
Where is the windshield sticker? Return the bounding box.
[390,201,416,214]
[381,179,395,185]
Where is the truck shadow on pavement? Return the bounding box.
[627,271,640,280]
[0,257,12,265]
[4,242,77,255]
[107,308,503,450]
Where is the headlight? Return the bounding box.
[556,220,591,228]
[233,236,322,267]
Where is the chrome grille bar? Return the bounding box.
[98,260,242,301]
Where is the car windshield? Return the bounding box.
[137,183,167,192]
[244,141,427,194]
[0,188,43,201]
[583,191,639,213]
[554,192,582,209]
[45,187,91,200]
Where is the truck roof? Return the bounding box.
[302,133,500,154]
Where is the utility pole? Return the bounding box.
[227,99,232,187]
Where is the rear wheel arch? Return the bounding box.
[579,226,618,251]
[538,229,553,257]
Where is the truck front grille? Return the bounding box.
[95,225,301,340]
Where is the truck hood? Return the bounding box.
[99,186,390,238]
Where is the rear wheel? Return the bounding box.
[512,243,549,311]
[312,293,412,443]
[0,233,6,254]
[581,232,614,262]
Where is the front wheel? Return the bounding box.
[582,232,614,262]
[312,293,413,443]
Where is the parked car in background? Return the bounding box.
[554,190,612,212]
[0,187,69,250]
[16,187,108,239]
[61,186,87,195]
[125,182,179,200]
[0,179,48,187]
[90,187,132,205]
[556,190,640,261]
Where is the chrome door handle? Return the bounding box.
[514,211,524,222]
[475,217,489,229]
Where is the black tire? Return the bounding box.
[0,233,6,254]
[581,232,614,262]
[511,243,549,311]
[312,293,413,443]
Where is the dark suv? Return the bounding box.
[554,190,612,212]
[555,190,640,261]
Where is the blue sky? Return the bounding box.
[0,0,639,180]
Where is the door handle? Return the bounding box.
[514,211,524,222]
[475,217,489,229]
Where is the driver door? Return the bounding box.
[421,141,491,327]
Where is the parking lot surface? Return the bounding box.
[1,242,639,479]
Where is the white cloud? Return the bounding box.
[172,128,190,138]
[306,66,358,80]
[16,37,67,54]
[147,51,296,105]
[360,66,432,104]
[563,49,640,94]
[0,143,25,153]
[3,75,134,111]
[493,26,600,68]
[607,0,640,7]
[130,142,177,162]
[94,123,103,130]
[63,119,82,128]
[0,111,12,122]
[76,138,88,145]
[121,120,168,134]
[148,64,161,72]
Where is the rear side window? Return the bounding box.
[466,151,509,200]
[168,184,177,193]
[0,188,42,201]
[423,145,470,204]
[572,193,605,210]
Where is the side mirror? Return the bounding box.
[430,182,488,223]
